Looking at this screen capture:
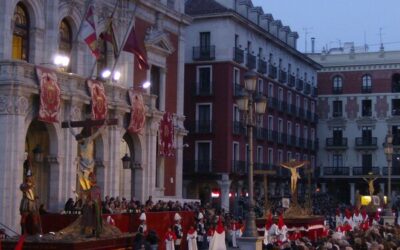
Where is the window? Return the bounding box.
[196,141,212,172]
[311,101,315,113]
[333,127,343,145]
[287,91,292,106]
[287,121,292,136]
[392,74,400,92]
[268,83,274,97]
[278,150,283,163]
[268,148,273,164]
[233,142,239,162]
[332,100,343,117]
[288,63,291,74]
[233,105,240,122]
[304,126,308,140]
[362,75,372,93]
[332,76,343,94]
[362,126,372,138]
[257,78,264,95]
[268,115,274,130]
[310,156,315,168]
[295,124,300,137]
[295,153,300,161]
[333,154,343,167]
[150,66,162,109]
[196,104,212,133]
[257,146,263,163]
[235,34,239,48]
[278,88,283,101]
[233,68,240,85]
[362,154,372,173]
[392,99,400,116]
[278,119,283,133]
[311,128,315,141]
[287,151,292,161]
[197,66,212,95]
[362,99,372,117]
[296,95,300,108]
[200,32,210,48]
[12,3,29,60]
[304,99,308,112]
[303,154,308,161]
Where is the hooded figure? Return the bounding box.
[263,213,277,245]
[187,226,198,250]
[209,218,226,250]
[173,213,183,250]
[342,208,353,230]
[138,212,147,234]
[352,208,362,228]
[276,214,288,244]
[196,212,206,249]
[335,208,342,228]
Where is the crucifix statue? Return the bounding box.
[62,119,117,191]
[362,174,378,197]
[280,159,308,196]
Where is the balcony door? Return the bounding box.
[362,126,372,144]
[332,154,343,168]
[196,142,211,172]
[196,104,211,133]
[333,127,343,145]
[197,66,211,95]
[362,154,372,174]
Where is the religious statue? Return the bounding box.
[363,175,378,196]
[68,121,106,191]
[19,158,42,235]
[280,159,307,195]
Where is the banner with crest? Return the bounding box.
[35,66,61,123]
[128,89,146,134]
[159,112,175,157]
[87,80,108,120]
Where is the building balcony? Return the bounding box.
[194,82,213,96]
[257,59,267,74]
[186,120,214,134]
[323,167,350,176]
[232,160,247,175]
[233,121,246,135]
[233,47,244,64]
[382,167,400,175]
[246,53,256,70]
[288,75,296,87]
[255,127,268,140]
[307,140,318,151]
[296,79,304,91]
[287,104,297,116]
[352,166,380,176]
[279,70,287,84]
[267,130,278,142]
[277,100,287,112]
[354,137,378,149]
[268,65,277,79]
[332,111,343,118]
[267,97,278,109]
[287,135,296,147]
[184,160,214,174]
[325,138,348,149]
[254,163,276,171]
[277,133,287,145]
[361,110,372,117]
[332,87,343,94]
[192,46,215,61]
[312,87,318,97]
[361,86,372,93]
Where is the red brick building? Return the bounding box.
[183,0,320,213]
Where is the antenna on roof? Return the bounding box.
[379,27,384,51]
[303,27,313,53]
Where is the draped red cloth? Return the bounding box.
[35,66,61,123]
[159,112,175,157]
[14,234,27,250]
[87,80,108,120]
[128,89,146,134]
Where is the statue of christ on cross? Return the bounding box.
[280,159,307,195]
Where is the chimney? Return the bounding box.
[311,37,315,53]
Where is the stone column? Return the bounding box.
[176,26,185,116]
[350,183,355,205]
[0,95,29,234]
[47,155,62,212]
[218,174,231,212]
[0,1,13,59]
[106,121,121,197]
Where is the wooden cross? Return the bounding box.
[61,118,118,128]
[254,169,276,216]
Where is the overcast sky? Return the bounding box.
[251,0,400,53]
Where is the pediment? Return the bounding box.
[145,28,175,56]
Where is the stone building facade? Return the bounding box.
[0,0,189,234]
[309,49,400,204]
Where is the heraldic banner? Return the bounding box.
[35,66,61,123]
[159,112,175,157]
[127,89,146,134]
[87,80,108,120]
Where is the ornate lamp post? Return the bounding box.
[384,129,393,216]
[236,71,267,238]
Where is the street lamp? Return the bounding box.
[236,71,267,237]
[384,128,393,214]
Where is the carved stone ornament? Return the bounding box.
[0,95,29,115]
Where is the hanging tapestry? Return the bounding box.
[87,80,108,120]
[159,112,175,157]
[35,66,61,123]
[128,89,146,134]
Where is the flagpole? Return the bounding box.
[108,0,139,83]
[88,0,120,79]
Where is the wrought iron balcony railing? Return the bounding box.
[233,47,244,64]
[193,46,215,61]
[246,53,256,70]
[257,59,267,74]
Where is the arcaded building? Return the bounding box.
[0,0,190,234]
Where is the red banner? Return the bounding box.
[159,112,175,157]
[87,80,108,120]
[35,66,61,123]
[127,89,146,134]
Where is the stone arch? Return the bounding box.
[11,0,45,29]
[58,4,82,36]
